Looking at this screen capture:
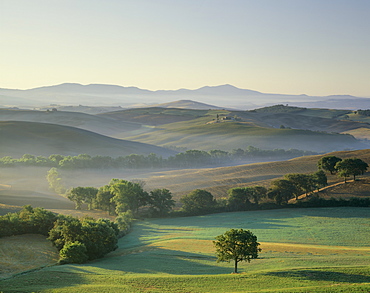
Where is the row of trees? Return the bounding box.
[0,206,120,264]
[65,156,368,218]
[0,147,316,169]
[223,156,368,208]
[225,170,327,208]
[178,156,368,214]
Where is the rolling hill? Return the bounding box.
[241,106,370,138]
[139,149,370,200]
[99,106,370,149]
[0,121,176,158]
[99,107,208,126]
[151,100,224,110]
[121,116,368,153]
[0,108,141,137]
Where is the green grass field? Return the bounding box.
[1,207,369,292]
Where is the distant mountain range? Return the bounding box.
[1,83,370,110]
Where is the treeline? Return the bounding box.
[176,170,328,216]
[0,147,317,169]
[179,155,369,215]
[355,109,370,116]
[66,156,369,219]
[0,205,121,264]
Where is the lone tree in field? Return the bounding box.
[213,229,261,273]
[317,156,342,175]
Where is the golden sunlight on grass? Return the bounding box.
[0,234,59,279]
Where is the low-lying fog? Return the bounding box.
[0,153,320,211]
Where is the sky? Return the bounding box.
[1,0,370,97]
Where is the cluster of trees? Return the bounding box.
[227,186,268,211]
[67,179,175,219]
[294,196,370,208]
[355,109,370,116]
[48,215,119,264]
[318,156,368,182]
[0,206,120,264]
[0,205,57,237]
[267,170,327,205]
[0,147,317,169]
[248,104,305,113]
[225,170,327,208]
[180,189,217,215]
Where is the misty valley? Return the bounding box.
[1,98,370,292]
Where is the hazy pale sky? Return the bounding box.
[1,0,370,96]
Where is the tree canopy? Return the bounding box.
[180,189,216,215]
[110,179,149,215]
[268,179,298,205]
[227,186,267,211]
[67,186,98,210]
[148,188,175,217]
[335,158,368,182]
[48,215,119,261]
[213,229,261,273]
[317,156,342,174]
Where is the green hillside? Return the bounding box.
[100,106,370,147]
[250,105,351,118]
[123,117,366,152]
[0,108,140,136]
[99,107,211,125]
[0,121,175,158]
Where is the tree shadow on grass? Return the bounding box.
[266,268,370,283]
[94,247,234,275]
[0,270,88,293]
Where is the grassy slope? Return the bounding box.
[151,100,223,110]
[101,106,370,150]
[0,166,75,210]
[0,207,369,292]
[0,121,175,158]
[99,107,212,126]
[0,234,59,280]
[122,114,367,153]
[63,149,369,201]
[0,109,141,137]
[251,106,351,119]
